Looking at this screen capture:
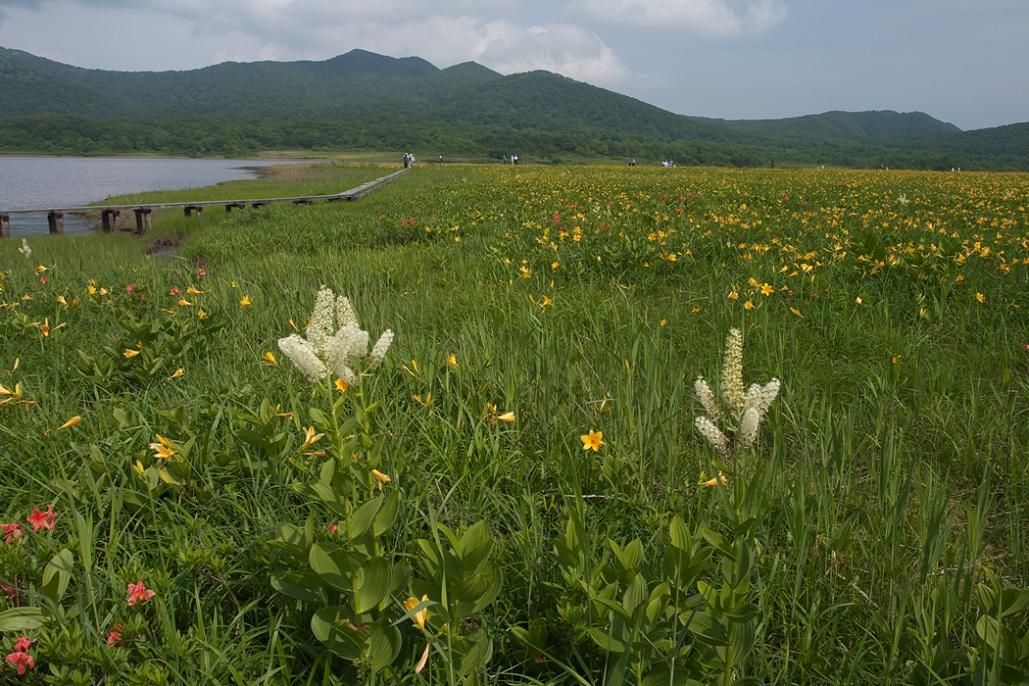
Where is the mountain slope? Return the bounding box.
[1,45,1026,169]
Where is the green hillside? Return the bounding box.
[1,46,1026,169]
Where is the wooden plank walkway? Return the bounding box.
[0,168,409,237]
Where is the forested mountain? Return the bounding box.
[1,46,1026,169]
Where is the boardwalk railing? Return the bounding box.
[0,168,409,238]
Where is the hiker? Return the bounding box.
[402,153,410,169]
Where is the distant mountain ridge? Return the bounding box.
[1,46,1026,169]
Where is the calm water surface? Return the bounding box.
[0,156,295,236]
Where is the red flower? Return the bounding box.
[38,275,47,285]
[107,630,124,647]
[0,582,17,600]
[127,581,155,607]
[327,524,339,534]
[169,287,181,297]
[197,266,206,280]
[11,637,32,653]
[125,283,136,294]
[4,650,35,676]
[1,523,23,544]
[25,505,55,533]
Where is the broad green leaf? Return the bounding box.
[367,624,402,671]
[41,549,74,603]
[622,574,648,617]
[588,627,626,653]
[669,515,692,550]
[0,607,45,633]
[372,490,400,537]
[309,543,361,591]
[348,496,383,539]
[271,570,323,603]
[311,606,363,660]
[353,557,392,614]
[458,520,493,571]
[459,630,494,676]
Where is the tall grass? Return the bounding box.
[1,164,1026,684]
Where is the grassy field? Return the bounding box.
[1,163,1027,685]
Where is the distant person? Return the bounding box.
[512,154,520,165]
[438,155,443,166]
[629,158,637,166]
[402,153,410,169]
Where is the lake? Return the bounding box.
[0,156,296,236]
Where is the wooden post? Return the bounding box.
[184,206,203,217]
[47,211,64,234]
[101,210,120,233]
[0,215,9,238]
[133,208,152,235]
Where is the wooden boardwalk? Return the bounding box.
[0,168,409,237]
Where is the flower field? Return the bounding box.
[1,163,1027,685]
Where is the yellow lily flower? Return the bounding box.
[58,415,82,430]
[370,469,391,490]
[403,595,431,632]
[149,434,178,460]
[299,426,325,452]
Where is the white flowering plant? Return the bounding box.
[694,328,780,460]
[277,286,393,385]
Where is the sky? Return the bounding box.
[0,0,1026,130]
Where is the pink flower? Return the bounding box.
[169,287,181,297]
[11,637,32,653]
[25,505,55,532]
[127,581,155,607]
[197,266,206,280]
[4,650,35,676]
[38,275,47,285]
[126,283,136,294]
[327,524,339,534]
[107,630,124,647]
[1,523,23,544]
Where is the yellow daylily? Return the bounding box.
[58,415,82,431]
[299,426,325,452]
[701,472,729,488]
[403,595,431,632]
[370,469,391,490]
[580,429,605,452]
[149,434,178,460]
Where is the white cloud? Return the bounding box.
[567,0,786,36]
[443,20,631,84]
[0,0,635,86]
